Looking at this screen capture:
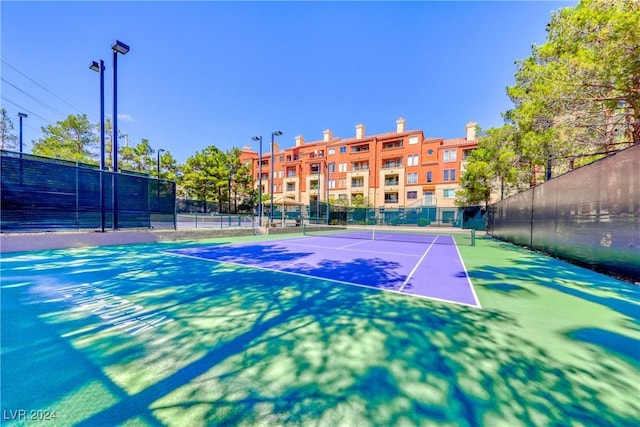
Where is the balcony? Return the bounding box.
[382,141,403,150]
[352,164,369,171]
[384,180,399,186]
[351,145,370,153]
[382,161,402,169]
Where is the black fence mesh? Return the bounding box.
[487,144,640,281]
[1,151,176,232]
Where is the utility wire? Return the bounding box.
[1,95,51,122]
[1,59,83,113]
[1,77,67,119]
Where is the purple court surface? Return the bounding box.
[168,234,480,307]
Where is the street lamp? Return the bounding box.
[111,39,129,229]
[325,159,330,224]
[90,60,106,232]
[251,136,263,226]
[157,148,165,179]
[270,131,282,224]
[17,113,27,154]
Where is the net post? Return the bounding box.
[471,229,476,246]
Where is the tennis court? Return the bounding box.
[168,226,479,307]
[1,230,638,426]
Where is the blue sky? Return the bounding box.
[1,1,575,163]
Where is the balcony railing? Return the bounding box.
[351,182,364,188]
[352,165,369,171]
[382,162,402,169]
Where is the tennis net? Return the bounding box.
[303,224,475,246]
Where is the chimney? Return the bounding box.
[295,135,305,147]
[355,123,365,139]
[396,117,406,133]
[323,129,333,142]
[273,142,280,154]
[466,121,477,141]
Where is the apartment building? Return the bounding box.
[240,118,478,209]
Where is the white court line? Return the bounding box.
[163,250,480,308]
[452,241,482,308]
[398,236,438,292]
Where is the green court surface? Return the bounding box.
[1,234,638,426]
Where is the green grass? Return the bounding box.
[1,234,638,426]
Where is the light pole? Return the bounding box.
[325,159,330,224]
[157,149,165,179]
[317,162,321,222]
[111,39,129,229]
[17,113,27,154]
[270,131,282,224]
[90,60,106,232]
[251,136,263,226]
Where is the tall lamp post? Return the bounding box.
[111,39,129,230]
[270,131,282,224]
[17,113,27,154]
[317,162,321,222]
[325,159,330,224]
[251,136,263,226]
[89,60,106,232]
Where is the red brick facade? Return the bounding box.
[240,119,478,208]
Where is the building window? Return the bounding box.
[426,171,432,183]
[407,172,418,184]
[278,171,283,178]
[427,149,434,155]
[339,178,346,188]
[407,154,419,166]
[279,156,284,162]
[338,162,347,173]
[443,189,456,198]
[444,149,457,162]
[351,177,364,188]
[340,146,346,153]
[286,182,296,191]
[338,194,348,200]
[443,169,456,181]
[329,179,336,189]
[329,148,335,155]
[328,162,336,173]
[407,191,418,200]
[462,149,474,160]
[409,136,419,145]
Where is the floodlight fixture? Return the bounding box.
[111,40,130,55]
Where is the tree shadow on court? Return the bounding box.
[470,248,640,322]
[2,240,639,426]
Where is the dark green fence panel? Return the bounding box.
[1,151,176,232]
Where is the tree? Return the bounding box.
[32,114,97,164]
[157,150,181,181]
[507,0,639,176]
[351,194,370,208]
[0,109,18,151]
[120,138,154,173]
[181,146,227,213]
